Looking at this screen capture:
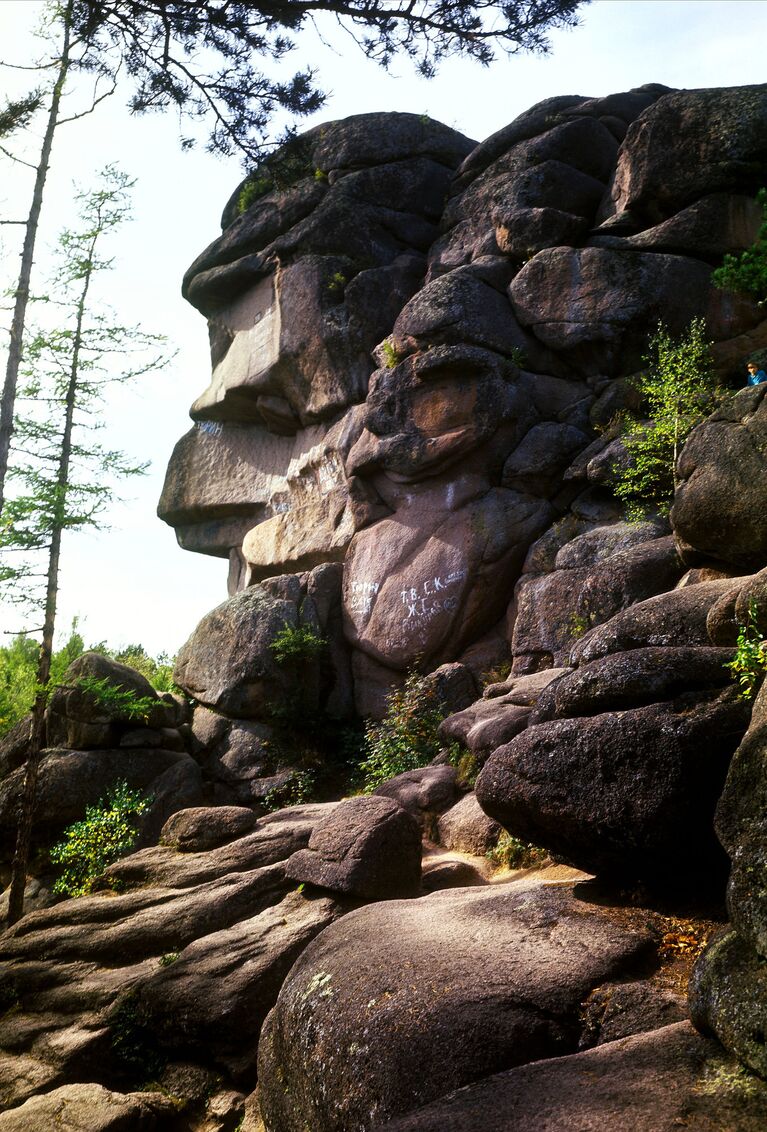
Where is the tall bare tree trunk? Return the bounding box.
[0,9,72,515]
[6,219,94,927]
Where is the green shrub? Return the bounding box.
[76,675,157,722]
[712,188,767,303]
[269,623,326,666]
[486,832,547,870]
[359,671,451,792]
[50,781,150,897]
[725,599,767,699]
[613,318,723,519]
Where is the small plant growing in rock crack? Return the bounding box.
[480,660,512,689]
[236,137,315,213]
[262,769,317,812]
[269,623,326,666]
[158,952,180,968]
[359,670,452,792]
[569,611,594,639]
[326,271,347,299]
[50,781,151,897]
[509,345,528,366]
[381,339,403,369]
[447,746,478,789]
[486,832,547,870]
[725,599,767,699]
[109,990,165,1079]
[76,675,157,722]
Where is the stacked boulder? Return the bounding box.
[162,85,767,719]
[5,82,767,1128]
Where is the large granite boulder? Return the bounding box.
[132,889,343,1082]
[600,84,767,224]
[174,562,352,720]
[510,522,685,673]
[437,792,502,856]
[475,659,750,882]
[373,764,459,829]
[439,668,567,757]
[509,246,758,376]
[691,928,767,1079]
[257,878,654,1131]
[0,1083,174,1131]
[570,577,743,665]
[690,669,767,1079]
[159,806,259,852]
[380,1022,767,1132]
[672,385,767,571]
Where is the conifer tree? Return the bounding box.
[1,166,168,924]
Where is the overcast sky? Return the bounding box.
[1,0,766,656]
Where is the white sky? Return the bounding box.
[1,0,766,655]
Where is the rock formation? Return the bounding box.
[3,82,767,1129]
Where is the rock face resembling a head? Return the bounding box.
[160,88,767,712]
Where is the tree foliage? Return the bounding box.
[1,167,166,606]
[0,92,44,140]
[613,319,724,519]
[0,621,85,736]
[98,644,177,692]
[68,0,587,161]
[712,188,767,304]
[74,676,158,722]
